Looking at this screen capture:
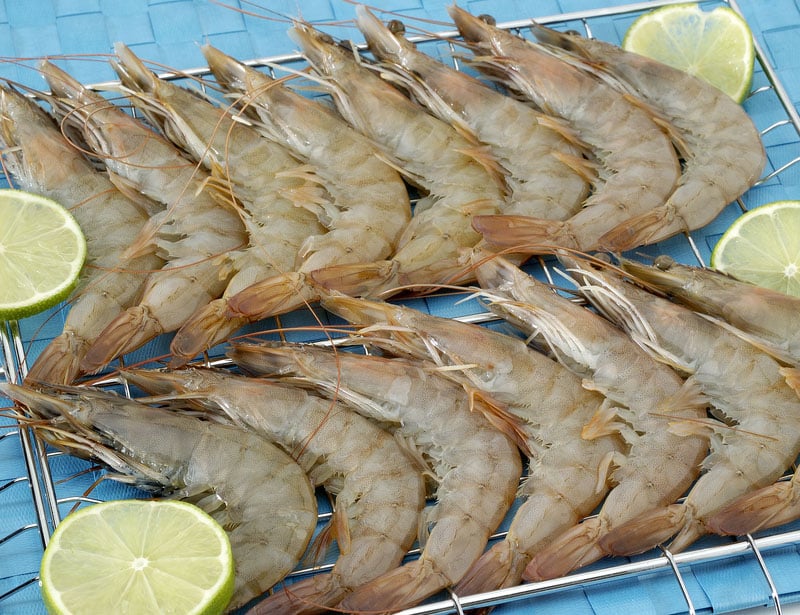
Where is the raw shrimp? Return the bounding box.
[120,366,425,615]
[448,6,681,253]
[620,255,800,366]
[285,21,510,298]
[0,83,164,385]
[319,292,623,597]
[2,382,318,609]
[466,253,709,581]
[109,43,329,365]
[227,341,522,612]
[355,6,592,221]
[526,25,765,249]
[39,60,248,373]
[202,44,411,316]
[560,254,800,556]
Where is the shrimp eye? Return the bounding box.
[478,14,496,26]
[564,29,583,37]
[388,19,406,36]
[319,32,335,45]
[654,254,676,270]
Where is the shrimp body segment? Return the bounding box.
[121,367,426,615]
[0,84,164,384]
[109,43,330,365]
[319,293,622,597]
[620,256,800,366]
[227,341,522,612]
[40,60,248,374]
[467,254,708,581]
[287,21,509,297]
[564,256,800,556]
[202,44,411,316]
[356,6,592,222]
[448,5,680,253]
[528,26,766,249]
[2,383,318,610]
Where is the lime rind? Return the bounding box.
[0,190,87,321]
[40,500,235,615]
[623,3,755,103]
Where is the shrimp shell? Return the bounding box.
[448,5,681,253]
[355,6,593,221]
[227,341,522,612]
[319,292,623,598]
[201,43,411,317]
[0,83,164,385]
[527,25,766,249]
[120,366,426,615]
[287,20,511,298]
[2,382,318,609]
[39,60,248,374]
[108,43,329,365]
[563,255,800,555]
[466,253,709,581]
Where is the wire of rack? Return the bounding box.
[2,1,800,613]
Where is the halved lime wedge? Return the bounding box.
[711,200,800,296]
[623,3,755,103]
[0,189,86,321]
[40,499,235,615]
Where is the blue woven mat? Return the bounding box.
[2,1,800,613]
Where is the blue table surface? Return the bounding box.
[2,1,800,614]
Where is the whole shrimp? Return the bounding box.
[619,255,800,366]
[39,60,248,374]
[0,83,164,384]
[109,43,330,365]
[310,293,624,598]
[448,6,681,253]
[560,254,800,556]
[285,21,511,298]
[1,382,318,610]
[466,253,709,581]
[227,341,522,612]
[355,6,592,221]
[201,44,411,317]
[120,366,426,615]
[526,25,765,249]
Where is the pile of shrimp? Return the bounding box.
[2,3,793,614]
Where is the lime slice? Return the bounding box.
[623,3,755,103]
[40,499,235,615]
[711,201,800,296]
[0,190,86,321]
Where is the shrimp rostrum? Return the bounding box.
[1,382,318,610]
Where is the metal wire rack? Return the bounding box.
[2,0,800,613]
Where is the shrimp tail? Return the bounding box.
[25,331,88,386]
[248,575,345,615]
[338,559,450,613]
[454,540,525,596]
[597,208,682,253]
[522,517,607,581]
[597,503,688,556]
[706,476,800,536]
[225,273,317,321]
[472,214,570,252]
[309,260,400,299]
[80,306,164,373]
[169,299,248,367]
